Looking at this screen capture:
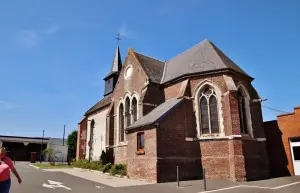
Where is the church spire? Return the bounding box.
[103,34,123,96]
[110,44,122,72]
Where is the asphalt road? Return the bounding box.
[9,162,300,193]
[10,162,112,193]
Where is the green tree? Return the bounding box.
[67,130,78,160]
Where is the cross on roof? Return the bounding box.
[116,33,121,45]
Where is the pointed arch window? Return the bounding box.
[125,97,131,127]
[119,103,125,142]
[199,86,219,134]
[132,97,138,122]
[238,88,248,134]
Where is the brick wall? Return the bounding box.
[111,49,150,146]
[242,139,269,180]
[264,107,300,176]
[157,99,202,182]
[126,127,157,182]
[76,117,87,160]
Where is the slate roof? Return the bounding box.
[133,51,165,84]
[84,93,112,116]
[126,97,184,130]
[161,39,252,83]
[104,45,122,80]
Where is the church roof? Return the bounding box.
[133,51,165,84]
[84,93,112,116]
[126,97,184,130]
[160,39,252,83]
[104,45,122,80]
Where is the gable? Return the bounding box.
[133,52,165,84]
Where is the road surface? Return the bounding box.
[9,162,300,193]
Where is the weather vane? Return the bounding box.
[116,33,121,45]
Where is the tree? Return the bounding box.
[67,130,78,160]
[43,148,55,164]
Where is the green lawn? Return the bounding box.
[32,163,73,169]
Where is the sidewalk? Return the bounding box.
[44,167,154,187]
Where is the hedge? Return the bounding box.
[72,159,127,177]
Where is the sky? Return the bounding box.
[0,0,299,138]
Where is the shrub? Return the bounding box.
[109,164,127,176]
[101,163,112,173]
[100,150,109,165]
[72,160,126,176]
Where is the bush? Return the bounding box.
[101,163,112,173]
[72,160,126,176]
[100,150,109,165]
[109,164,127,176]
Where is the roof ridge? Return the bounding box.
[166,38,209,63]
[209,41,251,78]
[205,40,228,70]
[160,61,167,84]
[133,51,165,63]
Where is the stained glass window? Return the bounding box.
[199,86,219,135]
[132,97,138,122]
[119,104,124,142]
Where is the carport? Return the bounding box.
[0,135,49,161]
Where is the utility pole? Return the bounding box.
[40,130,45,163]
[63,125,66,146]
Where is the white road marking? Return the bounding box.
[29,164,39,169]
[42,180,72,190]
[95,185,105,188]
[198,186,242,193]
[272,181,300,189]
[198,181,300,193]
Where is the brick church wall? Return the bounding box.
[126,127,157,182]
[156,99,202,182]
[76,117,87,160]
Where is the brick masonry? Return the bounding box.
[78,49,270,182]
[264,107,300,177]
[76,117,88,160]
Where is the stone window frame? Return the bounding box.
[236,83,253,138]
[193,80,225,139]
[116,92,140,145]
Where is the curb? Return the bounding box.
[73,167,129,179]
[29,164,40,169]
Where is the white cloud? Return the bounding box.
[118,24,137,40]
[41,25,60,35]
[0,101,19,110]
[19,30,39,47]
[16,24,60,48]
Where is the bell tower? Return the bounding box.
[103,34,122,96]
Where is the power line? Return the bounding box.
[262,105,288,114]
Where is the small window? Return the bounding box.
[137,133,145,152]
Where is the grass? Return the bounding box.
[32,163,73,169]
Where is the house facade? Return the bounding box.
[264,107,300,177]
[77,39,270,182]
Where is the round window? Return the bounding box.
[124,65,133,79]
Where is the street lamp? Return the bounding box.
[40,130,45,163]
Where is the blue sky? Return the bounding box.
[0,0,299,138]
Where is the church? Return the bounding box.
[76,38,270,183]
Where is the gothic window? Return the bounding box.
[119,103,124,142]
[199,86,219,134]
[238,88,248,134]
[125,97,131,127]
[132,97,138,122]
